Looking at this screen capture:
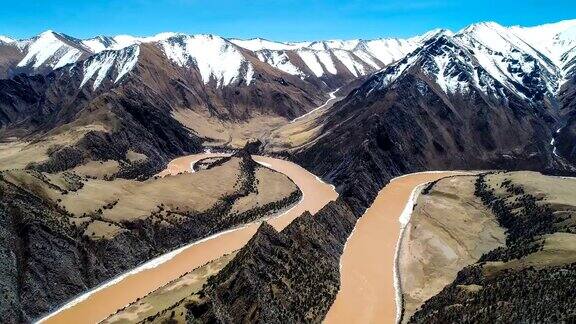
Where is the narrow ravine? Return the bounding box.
[551,127,562,157]
[37,154,338,324]
[291,88,341,123]
[324,171,469,324]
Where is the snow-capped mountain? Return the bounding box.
[356,19,576,109]
[78,45,140,90]
[69,34,257,90]
[58,33,265,93]
[233,20,576,92]
[230,35,425,80]
[0,31,177,78]
[0,35,14,43]
[4,30,93,75]
[0,28,443,88]
[81,32,182,53]
[160,34,254,87]
[289,25,576,209]
[81,35,119,53]
[1,19,576,97]
[511,20,576,70]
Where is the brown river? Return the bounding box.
[38,152,466,324]
[38,153,338,324]
[325,171,468,324]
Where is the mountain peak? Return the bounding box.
[159,33,255,87]
[38,29,58,38]
[461,21,504,32]
[0,35,14,43]
[423,28,454,38]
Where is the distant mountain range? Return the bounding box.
[1,20,575,89]
[0,29,425,85]
[1,19,576,190]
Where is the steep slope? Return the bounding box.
[511,19,576,74]
[515,20,576,164]
[287,30,574,212]
[455,22,560,103]
[0,36,22,78]
[147,198,357,323]
[0,62,203,179]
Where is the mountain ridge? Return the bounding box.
[278,20,576,212]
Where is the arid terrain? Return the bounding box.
[102,252,238,324]
[401,172,576,323]
[399,175,506,322]
[325,172,468,323]
[0,149,305,321]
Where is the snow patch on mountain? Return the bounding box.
[82,36,117,53]
[316,51,337,74]
[80,45,140,90]
[511,19,576,87]
[511,19,576,65]
[363,39,415,65]
[160,34,254,86]
[334,50,365,77]
[431,53,467,94]
[352,49,381,69]
[0,35,14,43]
[256,51,304,76]
[454,22,560,98]
[367,54,419,96]
[308,39,361,51]
[365,33,508,99]
[82,33,179,53]
[230,38,305,51]
[232,36,421,79]
[16,31,85,69]
[297,50,325,77]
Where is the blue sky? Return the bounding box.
[1,0,575,41]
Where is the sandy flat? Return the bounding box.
[325,172,467,324]
[38,154,337,324]
[398,175,504,322]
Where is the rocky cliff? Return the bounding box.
[144,198,357,323]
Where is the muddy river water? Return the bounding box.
[325,171,468,324]
[38,152,465,324]
[38,154,338,324]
